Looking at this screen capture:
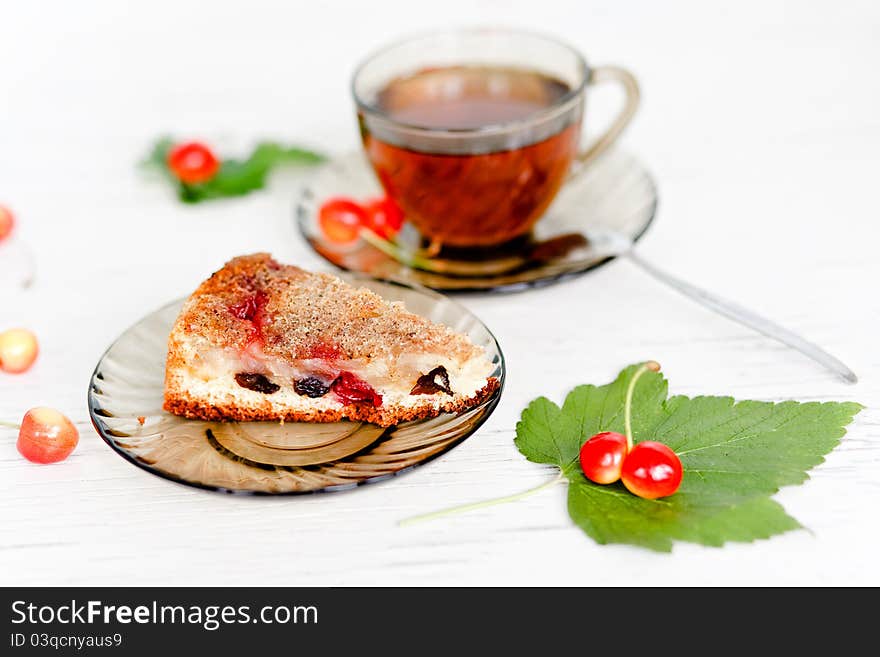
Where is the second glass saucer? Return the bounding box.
[295,148,657,292]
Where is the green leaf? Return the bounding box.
[515,364,862,551]
[140,139,325,203]
[567,480,801,552]
[514,397,582,472]
[139,136,174,174]
[561,365,669,453]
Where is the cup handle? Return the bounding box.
[576,66,640,168]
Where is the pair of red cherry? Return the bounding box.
[579,362,683,499]
[319,195,404,244]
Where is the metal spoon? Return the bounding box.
[581,228,858,384]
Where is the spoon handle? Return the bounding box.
[625,251,858,384]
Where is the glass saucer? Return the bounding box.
[295,148,657,292]
[87,275,504,495]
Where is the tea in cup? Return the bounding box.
[352,29,639,249]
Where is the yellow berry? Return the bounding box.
[0,328,39,373]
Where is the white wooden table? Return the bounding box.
[2,0,877,586]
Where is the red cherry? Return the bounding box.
[579,431,628,484]
[363,196,404,239]
[17,407,79,464]
[0,205,14,243]
[318,197,368,244]
[167,141,220,184]
[331,371,383,407]
[621,441,683,500]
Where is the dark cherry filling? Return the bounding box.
[410,366,454,396]
[331,371,383,407]
[294,377,331,398]
[235,372,280,394]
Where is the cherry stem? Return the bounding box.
[624,360,661,452]
[399,472,564,527]
[0,420,21,430]
[359,228,436,271]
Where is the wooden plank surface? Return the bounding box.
[1,0,877,585]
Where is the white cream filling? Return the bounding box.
[176,341,492,403]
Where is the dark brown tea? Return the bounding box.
[360,66,581,248]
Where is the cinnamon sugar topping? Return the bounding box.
[178,253,484,363]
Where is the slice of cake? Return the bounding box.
[163,253,499,426]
